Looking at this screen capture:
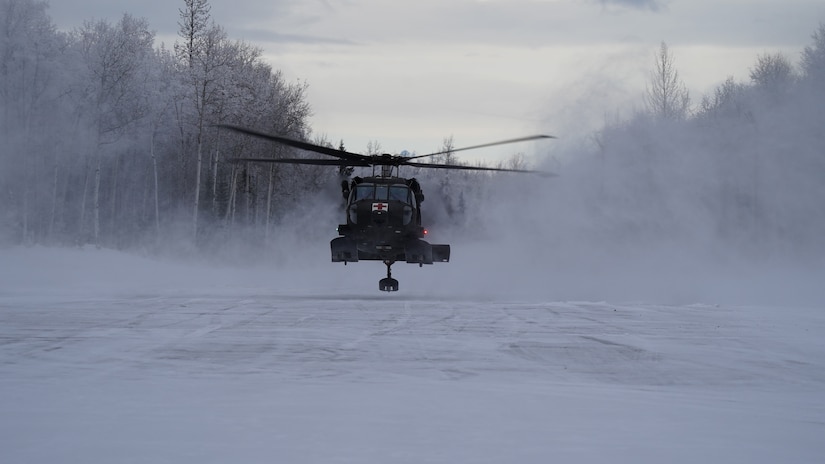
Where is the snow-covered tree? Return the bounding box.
[697,76,753,126]
[749,52,795,102]
[73,14,154,245]
[801,23,825,88]
[0,0,65,243]
[175,0,224,241]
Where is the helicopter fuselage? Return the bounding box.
[331,176,450,270]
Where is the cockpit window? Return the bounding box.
[354,184,374,200]
[389,186,411,203]
[353,184,412,204]
[374,185,389,201]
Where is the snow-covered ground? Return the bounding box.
[1,246,824,463]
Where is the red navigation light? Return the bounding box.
[423,229,428,235]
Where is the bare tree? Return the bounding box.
[801,23,825,85]
[437,136,456,217]
[175,0,210,69]
[175,0,231,241]
[144,46,180,242]
[440,135,456,165]
[698,76,750,121]
[365,140,383,156]
[645,42,691,120]
[749,52,795,98]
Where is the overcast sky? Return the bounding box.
[48,0,824,161]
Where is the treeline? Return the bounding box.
[0,0,336,253]
[2,0,824,265]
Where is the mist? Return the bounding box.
[400,37,825,305]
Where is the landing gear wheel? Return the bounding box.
[379,277,399,292]
[380,260,399,292]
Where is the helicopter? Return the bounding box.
[219,124,555,291]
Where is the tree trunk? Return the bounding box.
[110,151,121,245]
[79,153,90,244]
[193,132,202,242]
[265,164,275,243]
[93,147,101,247]
[150,132,160,241]
[212,138,220,215]
[225,164,238,225]
[49,160,58,242]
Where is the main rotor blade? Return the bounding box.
[406,134,556,161]
[228,157,371,167]
[403,161,556,176]
[218,124,370,164]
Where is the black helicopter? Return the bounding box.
[219,124,554,291]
